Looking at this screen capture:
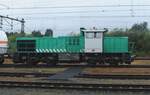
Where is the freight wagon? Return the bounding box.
[13,28,134,65]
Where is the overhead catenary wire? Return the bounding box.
[23,15,150,20]
[1,4,150,10]
[4,8,150,16]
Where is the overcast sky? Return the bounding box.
[0,0,150,36]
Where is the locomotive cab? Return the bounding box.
[80,28,108,65]
[81,29,107,53]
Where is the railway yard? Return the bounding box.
[0,58,149,91]
[1,0,150,94]
[0,24,145,94]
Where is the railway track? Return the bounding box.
[135,57,150,60]
[1,72,150,80]
[0,72,54,77]
[0,71,150,90]
[1,64,150,68]
[79,74,150,80]
[0,81,150,91]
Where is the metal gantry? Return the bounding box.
[0,15,25,33]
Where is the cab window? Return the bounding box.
[86,32,102,38]
[86,32,94,38]
[94,32,102,38]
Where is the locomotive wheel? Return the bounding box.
[27,61,38,65]
[98,59,105,65]
[13,53,22,63]
[125,61,131,65]
[109,61,119,66]
[87,60,96,66]
[43,56,57,66]
[47,61,57,66]
[46,59,57,66]
[27,57,38,65]
[0,55,4,64]
[112,63,119,66]
[13,54,29,64]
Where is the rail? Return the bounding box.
[0,81,149,91]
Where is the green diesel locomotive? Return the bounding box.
[13,28,134,65]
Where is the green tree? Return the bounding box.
[45,29,53,37]
[129,22,148,32]
[7,32,24,53]
[32,30,42,37]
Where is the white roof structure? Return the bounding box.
[82,29,108,32]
